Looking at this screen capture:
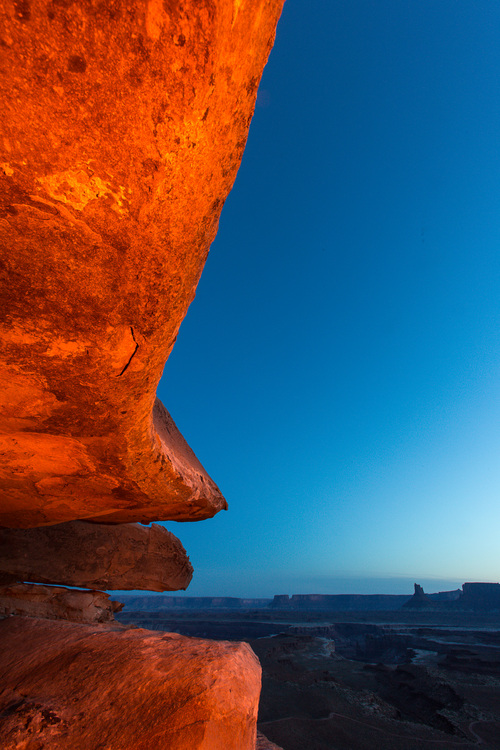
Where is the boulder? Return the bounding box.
[0,583,122,623]
[0,520,193,591]
[0,617,261,750]
[0,0,284,528]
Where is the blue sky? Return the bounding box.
[155,0,500,597]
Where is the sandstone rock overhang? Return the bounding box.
[0,0,285,528]
[0,520,193,591]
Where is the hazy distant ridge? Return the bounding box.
[117,596,273,611]
[118,588,471,612]
[118,593,413,612]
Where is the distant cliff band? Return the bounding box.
[117,582,500,613]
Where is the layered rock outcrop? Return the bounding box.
[0,0,285,747]
[0,583,123,623]
[0,520,193,591]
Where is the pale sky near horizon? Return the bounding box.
[152,0,500,598]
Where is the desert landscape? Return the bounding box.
[2,2,500,748]
[118,587,500,750]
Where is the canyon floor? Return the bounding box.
[118,608,500,750]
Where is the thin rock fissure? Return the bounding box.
[117,327,139,377]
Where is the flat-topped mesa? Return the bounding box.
[458,582,500,611]
[0,0,284,529]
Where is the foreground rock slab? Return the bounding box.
[0,617,261,750]
[0,583,122,623]
[0,0,284,528]
[0,520,193,591]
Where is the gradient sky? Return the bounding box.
[154,0,500,597]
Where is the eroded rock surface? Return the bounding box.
[0,520,193,591]
[0,0,284,528]
[0,617,262,750]
[256,732,284,750]
[0,583,122,623]
[0,1,285,744]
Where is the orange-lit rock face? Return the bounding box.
[0,521,193,591]
[0,0,284,527]
[0,583,123,623]
[0,617,262,750]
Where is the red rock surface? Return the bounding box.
[0,0,284,528]
[0,617,262,749]
[0,520,193,591]
[0,583,122,623]
[256,731,284,750]
[0,2,285,745]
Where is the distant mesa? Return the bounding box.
[117,583,500,614]
[459,582,500,611]
[403,582,500,612]
[117,595,272,612]
[117,593,415,613]
[271,594,290,608]
[270,593,412,611]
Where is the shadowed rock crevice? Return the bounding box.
[116,327,140,377]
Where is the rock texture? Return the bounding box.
[0,520,193,591]
[256,732,284,750]
[0,0,284,528]
[0,2,285,745]
[0,617,262,750]
[0,583,122,623]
